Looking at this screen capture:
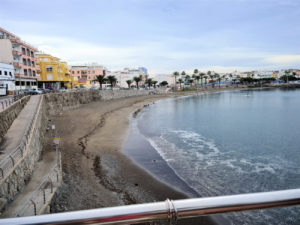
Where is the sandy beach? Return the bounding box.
[50,88,241,224]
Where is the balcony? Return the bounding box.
[13,62,23,68]
[12,50,22,56]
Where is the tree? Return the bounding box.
[152,80,158,88]
[193,69,199,75]
[285,70,291,84]
[195,75,200,87]
[133,76,141,89]
[184,75,191,84]
[178,78,184,89]
[173,71,179,90]
[146,78,153,89]
[107,75,117,90]
[95,75,107,90]
[208,71,215,88]
[126,80,132,89]
[199,73,205,87]
[181,71,186,76]
[160,81,168,86]
[215,73,221,88]
[204,75,208,88]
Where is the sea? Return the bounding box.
[123,88,300,225]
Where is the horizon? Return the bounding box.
[1,0,300,75]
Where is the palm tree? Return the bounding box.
[199,73,205,87]
[146,78,153,89]
[95,75,106,90]
[184,75,191,84]
[215,73,221,88]
[204,75,208,88]
[126,80,132,89]
[193,69,199,75]
[107,75,117,90]
[173,71,179,91]
[229,73,233,86]
[181,71,186,76]
[133,76,141,89]
[195,75,200,87]
[160,81,168,86]
[152,80,158,88]
[208,71,215,88]
[285,70,290,84]
[178,78,183,89]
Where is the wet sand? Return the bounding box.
[50,88,241,224]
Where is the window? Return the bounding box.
[72,71,74,74]
[26,81,30,86]
[0,70,2,75]
[31,51,34,57]
[44,58,48,62]
[46,66,52,72]
[9,72,12,76]
[88,71,91,74]
[33,71,36,76]
[4,71,7,75]
[24,69,28,75]
[88,76,90,80]
[16,81,20,86]
[27,49,30,56]
[29,69,32,76]
[27,59,31,66]
[92,71,95,74]
[22,48,26,55]
[23,58,27,65]
[32,61,35,67]
[21,81,25,86]
[77,71,80,74]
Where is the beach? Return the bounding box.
[50,88,240,225]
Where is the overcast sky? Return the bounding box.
[1,0,300,74]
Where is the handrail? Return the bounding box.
[0,95,42,181]
[15,162,61,217]
[1,188,300,225]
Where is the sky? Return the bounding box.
[1,0,300,75]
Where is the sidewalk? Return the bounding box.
[0,95,40,161]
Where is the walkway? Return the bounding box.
[1,151,57,217]
[0,95,40,160]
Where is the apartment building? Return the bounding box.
[36,53,73,89]
[0,27,39,90]
[70,63,105,88]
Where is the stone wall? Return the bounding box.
[99,89,158,100]
[44,90,101,115]
[0,96,30,144]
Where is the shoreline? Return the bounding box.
[50,87,244,224]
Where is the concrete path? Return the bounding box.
[0,95,40,161]
[1,151,56,218]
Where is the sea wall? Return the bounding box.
[99,89,159,100]
[44,90,101,115]
[0,96,30,144]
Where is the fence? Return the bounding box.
[0,95,42,181]
[0,92,29,111]
[15,162,61,217]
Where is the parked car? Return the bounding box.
[27,88,43,95]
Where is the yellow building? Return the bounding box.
[36,53,73,89]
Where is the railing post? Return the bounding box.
[30,200,37,215]
[1,102,4,110]
[0,168,4,179]
[9,156,15,166]
[43,189,46,204]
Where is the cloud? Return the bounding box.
[264,55,300,66]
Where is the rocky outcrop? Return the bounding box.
[0,96,30,144]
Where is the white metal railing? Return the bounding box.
[15,162,61,217]
[0,188,299,224]
[0,95,42,181]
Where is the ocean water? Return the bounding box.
[124,89,300,225]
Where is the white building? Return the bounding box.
[108,67,148,88]
[0,62,15,94]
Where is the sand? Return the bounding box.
[50,88,242,224]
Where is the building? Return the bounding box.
[70,63,105,88]
[0,27,39,90]
[36,53,73,89]
[0,62,15,95]
[108,67,148,88]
